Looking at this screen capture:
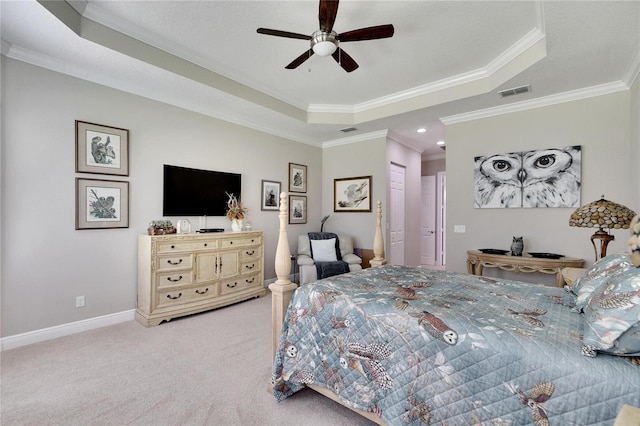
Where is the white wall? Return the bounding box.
[1,59,324,337]
[445,91,636,285]
[386,137,423,266]
[321,137,387,250]
[422,158,445,176]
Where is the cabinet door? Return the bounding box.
[218,250,239,279]
[196,252,218,282]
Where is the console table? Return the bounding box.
[467,250,584,287]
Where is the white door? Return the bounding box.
[420,176,436,265]
[389,163,406,265]
[437,172,447,266]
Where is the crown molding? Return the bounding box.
[422,153,446,161]
[1,39,12,56]
[308,27,546,117]
[441,81,629,125]
[386,130,424,153]
[4,44,320,148]
[624,48,640,87]
[321,129,389,148]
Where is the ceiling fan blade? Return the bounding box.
[318,0,339,32]
[332,48,359,73]
[286,49,315,69]
[257,28,311,40]
[338,24,395,42]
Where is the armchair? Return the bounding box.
[297,233,362,285]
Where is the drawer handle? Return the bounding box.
[246,278,255,284]
[167,259,183,265]
[229,241,233,244]
[167,275,183,282]
[195,288,209,295]
[166,292,182,300]
[245,264,255,270]
[226,282,237,288]
[171,245,175,249]
[246,250,255,256]
[204,243,207,247]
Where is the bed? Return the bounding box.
[269,193,640,425]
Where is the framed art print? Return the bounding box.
[473,145,581,209]
[76,120,129,176]
[288,163,307,193]
[76,178,129,229]
[289,195,307,224]
[334,176,372,212]
[261,179,281,211]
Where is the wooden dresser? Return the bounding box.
[137,231,266,327]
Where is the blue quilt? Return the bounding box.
[272,265,640,425]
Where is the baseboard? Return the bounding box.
[1,309,136,351]
[2,276,295,351]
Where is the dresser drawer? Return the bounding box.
[240,259,261,275]
[156,239,218,253]
[156,271,194,289]
[156,254,194,272]
[220,272,261,295]
[156,283,219,309]
[240,246,261,261]
[219,236,262,249]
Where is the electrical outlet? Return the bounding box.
[454,225,466,233]
[76,296,85,308]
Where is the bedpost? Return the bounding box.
[369,200,388,267]
[268,192,298,361]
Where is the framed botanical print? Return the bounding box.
[288,163,307,193]
[76,120,129,176]
[261,179,281,211]
[76,178,129,230]
[334,175,372,212]
[289,195,307,224]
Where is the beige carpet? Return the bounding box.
[0,291,372,425]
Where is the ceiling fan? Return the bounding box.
[257,0,394,73]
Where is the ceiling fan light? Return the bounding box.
[313,40,337,56]
[311,30,338,57]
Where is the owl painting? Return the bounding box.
[474,145,581,208]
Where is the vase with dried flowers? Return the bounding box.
[225,192,247,231]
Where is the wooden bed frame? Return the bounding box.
[269,192,387,424]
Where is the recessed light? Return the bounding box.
[417,128,427,133]
[436,140,446,145]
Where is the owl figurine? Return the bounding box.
[511,237,524,256]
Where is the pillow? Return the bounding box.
[629,214,640,267]
[572,253,634,312]
[310,238,338,262]
[581,267,640,357]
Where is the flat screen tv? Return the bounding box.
[162,164,241,216]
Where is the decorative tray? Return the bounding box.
[528,252,564,259]
[478,248,509,255]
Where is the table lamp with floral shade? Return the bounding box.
[569,196,637,261]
